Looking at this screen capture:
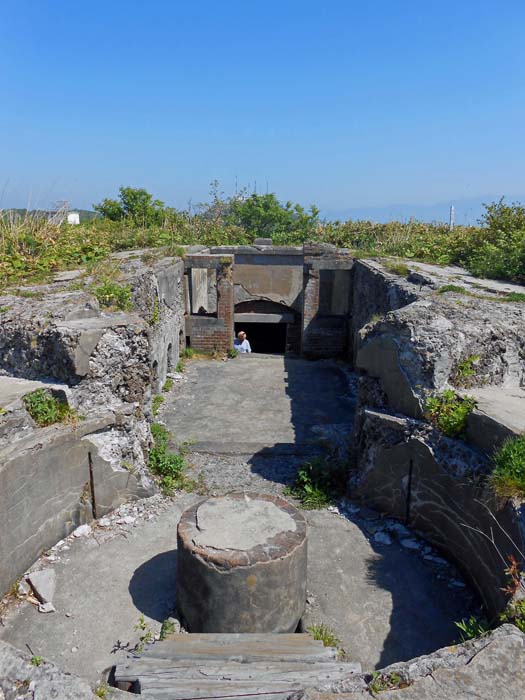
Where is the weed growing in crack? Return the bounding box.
[134,615,154,653]
[425,390,476,438]
[149,423,196,495]
[453,355,481,387]
[307,623,340,648]
[228,347,239,358]
[95,684,110,698]
[283,457,346,509]
[182,347,195,359]
[490,436,525,499]
[368,671,410,695]
[175,359,185,372]
[30,655,43,667]
[454,615,490,641]
[23,389,77,426]
[499,555,525,633]
[159,618,176,640]
[152,394,165,416]
[382,260,409,277]
[438,284,466,294]
[162,377,174,392]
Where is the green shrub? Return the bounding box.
[425,390,476,437]
[490,436,525,499]
[23,389,75,426]
[228,348,239,358]
[92,280,132,310]
[454,615,490,642]
[284,457,346,509]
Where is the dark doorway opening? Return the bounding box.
[235,322,287,354]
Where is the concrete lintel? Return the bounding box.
[310,258,355,271]
[184,255,233,270]
[234,313,295,324]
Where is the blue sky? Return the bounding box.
[1,0,524,222]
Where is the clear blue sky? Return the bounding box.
[1,0,524,221]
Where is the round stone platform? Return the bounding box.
[177,492,308,632]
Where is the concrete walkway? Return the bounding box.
[161,356,356,455]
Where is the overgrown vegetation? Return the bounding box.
[162,377,174,392]
[92,280,132,311]
[490,436,525,499]
[148,423,196,495]
[23,389,76,426]
[454,615,490,641]
[2,189,525,291]
[284,457,346,509]
[425,390,476,437]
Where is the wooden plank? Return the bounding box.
[114,660,361,685]
[139,634,336,663]
[138,678,303,700]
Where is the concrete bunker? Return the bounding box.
[0,244,524,696]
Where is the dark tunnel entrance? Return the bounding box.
[234,321,287,354]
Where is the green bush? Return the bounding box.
[425,390,476,437]
[490,436,525,499]
[23,389,75,426]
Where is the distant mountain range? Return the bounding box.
[324,195,525,225]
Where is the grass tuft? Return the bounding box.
[284,457,346,510]
[23,389,77,426]
[490,436,525,499]
[425,390,476,437]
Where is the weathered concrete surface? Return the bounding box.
[304,625,525,699]
[0,639,152,699]
[0,496,198,684]
[161,356,355,455]
[0,413,154,597]
[355,286,525,418]
[177,493,307,633]
[464,385,525,454]
[351,408,525,617]
[0,491,473,681]
[193,495,297,550]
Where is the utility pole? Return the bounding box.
[449,205,455,231]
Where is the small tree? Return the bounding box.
[227,192,319,240]
[94,187,165,225]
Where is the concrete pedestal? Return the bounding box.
[177,492,307,633]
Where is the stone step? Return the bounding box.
[138,634,338,663]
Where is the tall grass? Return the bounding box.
[1,205,524,291]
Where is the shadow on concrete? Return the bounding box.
[129,550,178,622]
[245,355,471,669]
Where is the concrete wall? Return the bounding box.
[0,415,152,596]
[352,408,525,617]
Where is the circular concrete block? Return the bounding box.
[177,492,307,632]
